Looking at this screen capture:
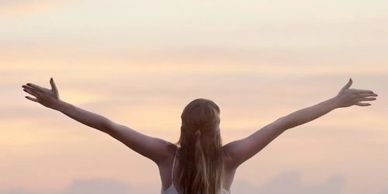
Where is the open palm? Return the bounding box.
[22,77,60,109]
[335,78,378,108]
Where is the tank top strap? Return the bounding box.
[171,148,177,181]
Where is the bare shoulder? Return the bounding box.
[157,142,179,167]
[221,145,237,171]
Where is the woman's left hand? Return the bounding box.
[335,78,378,108]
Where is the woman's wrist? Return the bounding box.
[330,96,343,109]
[51,99,67,111]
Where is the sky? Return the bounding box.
[1,0,387,193]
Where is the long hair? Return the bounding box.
[176,98,224,194]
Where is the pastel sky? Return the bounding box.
[1,0,387,194]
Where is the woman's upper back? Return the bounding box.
[160,146,235,194]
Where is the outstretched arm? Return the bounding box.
[222,78,378,169]
[22,78,173,164]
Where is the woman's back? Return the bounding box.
[161,147,234,194]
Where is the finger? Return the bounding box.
[22,85,41,92]
[26,83,46,92]
[23,87,40,97]
[358,93,378,97]
[355,102,371,106]
[22,85,34,90]
[358,97,377,101]
[352,89,375,94]
[50,77,58,94]
[23,86,44,96]
[341,78,352,91]
[25,96,39,102]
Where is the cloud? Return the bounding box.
[60,178,130,194]
[0,0,66,16]
[380,188,388,194]
[59,177,157,194]
[0,171,366,194]
[0,188,37,194]
[232,170,345,194]
[0,178,131,194]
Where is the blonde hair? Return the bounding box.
[176,98,224,194]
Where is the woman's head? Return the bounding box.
[176,98,224,194]
[178,98,221,145]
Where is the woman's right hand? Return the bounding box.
[335,78,378,108]
[22,77,61,110]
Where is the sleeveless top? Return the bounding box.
[161,149,231,194]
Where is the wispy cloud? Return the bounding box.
[0,172,345,194]
[0,188,37,194]
[0,0,66,16]
[233,171,345,194]
[1,0,387,193]
[60,178,130,194]
[380,188,388,194]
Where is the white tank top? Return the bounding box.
[161,149,231,194]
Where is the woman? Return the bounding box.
[21,77,377,194]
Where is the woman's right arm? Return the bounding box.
[222,78,378,169]
[22,78,174,164]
